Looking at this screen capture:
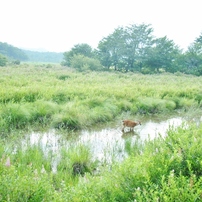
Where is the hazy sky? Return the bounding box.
[1,0,201,52]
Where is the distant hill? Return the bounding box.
[23,49,63,63]
[0,42,64,63]
[0,42,28,61]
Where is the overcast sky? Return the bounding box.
[1,0,201,52]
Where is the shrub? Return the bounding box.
[70,54,103,71]
[57,74,70,81]
[12,60,20,65]
[58,144,95,176]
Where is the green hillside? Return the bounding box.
[0,42,63,63]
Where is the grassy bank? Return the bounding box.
[0,64,202,133]
[0,119,202,201]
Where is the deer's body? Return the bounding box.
[122,120,141,132]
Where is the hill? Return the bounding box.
[23,49,63,63]
[0,42,28,61]
[0,42,64,63]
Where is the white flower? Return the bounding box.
[5,157,11,167]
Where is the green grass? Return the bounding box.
[0,64,202,132]
[0,64,202,201]
[1,121,202,201]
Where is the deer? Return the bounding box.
[122,120,141,132]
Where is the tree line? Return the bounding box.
[0,42,63,65]
[0,42,28,65]
[62,23,202,75]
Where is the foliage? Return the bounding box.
[180,37,202,75]
[0,65,202,132]
[0,119,202,201]
[59,144,95,176]
[0,65,202,201]
[0,42,28,61]
[123,24,154,72]
[97,27,126,70]
[145,36,181,73]
[0,53,8,66]
[97,24,154,72]
[96,23,202,75]
[12,59,21,65]
[62,43,95,66]
[70,54,103,71]
[0,41,63,63]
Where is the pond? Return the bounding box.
[20,115,202,172]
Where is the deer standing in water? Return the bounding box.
[122,120,141,132]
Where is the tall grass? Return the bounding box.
[1,64,202,132]
[55,122,202,201]
[0,113,202,200]
[0,64,202,201]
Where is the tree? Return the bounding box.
[181,33,202,75]
[145,36,181,73]
[96,39,112,69]
[123,24,154,71]
[97,23,154,72]
[97,27,125,70]
[0,54,8,66]
[63,43,94,66]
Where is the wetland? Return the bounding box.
[0,64,202,201]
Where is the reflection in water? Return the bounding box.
[78,128,126,163]
[22,116,194,171]
[22,130,62,172]
[135,117,183,141]
[78,117,184,163]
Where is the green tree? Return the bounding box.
[181,33,202,75]
[97,23,154,72]
[123,24,154,72]
[96,39,112,69]
[0,54,8,66]
[145,36,181,73]
[97,27,125,70]
[63,43,94,66]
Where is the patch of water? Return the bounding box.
[77,117,185,163]
[135,117,184,141]
[21,116,199,171]
[22,130,62,172]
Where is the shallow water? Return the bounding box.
[20,115,196,172]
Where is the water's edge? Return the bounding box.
[18,115,202,172]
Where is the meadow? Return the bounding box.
[0,64,202,133]
[0,64,202,201]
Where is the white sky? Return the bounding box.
[1,0,202,52]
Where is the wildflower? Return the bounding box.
[41,164,46,174]
[155,148,159,153]
[34,169,38,177]
[170,169,175,177]
[5,157,11,167]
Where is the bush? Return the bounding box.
[70,54,103,71]
[12,60,20,65]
